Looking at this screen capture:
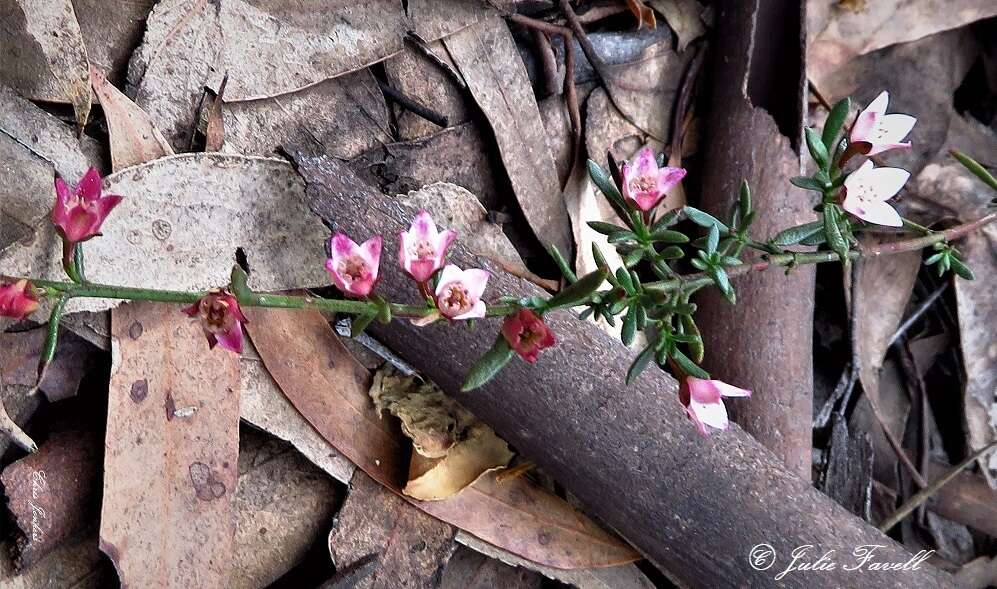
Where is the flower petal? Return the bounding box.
[461,268,490,300]
[215,325,244,354]
[94,194,124,220]
[435,265,462,296]
[453,299,486,320]
[77,167,103,202]
[689,398,729,431]
[411,210,437,240]
[685,376,722,404]
[863,166,910,201]
[850,110,877,143]
[632,147,658,176]
[361,236,383,275]
[877,113,916,144]
[435,229,457,264]
[864,90,889,117]
[714,381,751,398]
[330,233,360,257]
[845,199,903,227]
[656,167,687,194]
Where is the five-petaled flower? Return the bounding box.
[502,309,556,363]
[182,289,247,354]
[326,233,383,298]
[434,264,489,320]
[679,376,751,436]
[620,147,687,212]
[0,280,40,320]
[52,167,124,244]
[849,90,916,156]
[399,211,456,283]
[841,160,909,227]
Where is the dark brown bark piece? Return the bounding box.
[819,415,873,520]
[0,430,102,568]
[328,470,457,589]
[288,148,956,588]
[695,0,815,478]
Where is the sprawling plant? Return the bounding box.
[2,91,993,437]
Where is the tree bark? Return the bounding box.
[696,0,815,478]
[286,149,954,588]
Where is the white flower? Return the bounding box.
[841,160,909,227]
[849,91,916,156]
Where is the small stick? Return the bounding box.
[888,282,948,348]
[531,28,560,97]
[404,32,468,92]
[376,79,449,128]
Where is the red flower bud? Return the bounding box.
[182,289,247,354]
[0,280,40,320]
[51,167,123,244]
[501,309,556,363]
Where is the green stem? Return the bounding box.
[38,295,69,380]
[644,213,996,294]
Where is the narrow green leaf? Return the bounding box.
[658,245,684,260]
[949,256,975,280]
[706,224,720,254]
[924,252,945,266]
[623,249,645,268]
[805,127,829,169]
[710,267,736,304]
[350,313,376,337]
[821,97,851,152]
[771,220,824,246]
[547,244,577,283]
[546,268,609,310]
[608,231,639,244]
[823,205,849,262]
[950,149,997,191]
[650,210,681,231]
[680,314,704,363]
[650,228,689,244]
[690,257,708,271]
[615,267,635,296]
[626,343,656,385]
[738,180,752,220]
[462,335,516,392]
[789,176,826,193]
[588,221,628,236]
[683,206,729,232]
[671,348,710,379]
[621,306,637,346]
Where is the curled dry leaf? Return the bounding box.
[445,16,573,257]
[245,306,640,569]
[0,153,330,313]
[405,423,514,501]
[90,67,173,172]
[101,301,240,588]
[648,0,706,52]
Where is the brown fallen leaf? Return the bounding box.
[245,306,640,569]
[383,41,471,141]
[445,15,573,257]
[405,423,514,501]
[12,0,91,129]
[1,153,331,313]
[329,470,457,589]
[625,0,657,29]
[128,0,405,148]
[233,426,340,589]
[406,0,492,42]
[90,67,173,172]
[440,545,543,589]
[0,531,114,589]
[808,0,997,90]
[0,430,101,568]
[101,301,240,587]
[648,0,705,52]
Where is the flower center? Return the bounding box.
[201,299,232,333]
[438,282,471,315]
[630,175,656,194]
[337,255,368,283]
[408,239,436,260]
[519,325,545,349]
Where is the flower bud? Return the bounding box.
[326,233,382,298]
[399,211,456,283]
[52,167,123,244]
[0,280,40,320]
[501,309,556,363]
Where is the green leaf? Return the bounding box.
[771,220,824,246]
[822,97,851,152]
[658,245,684,260]
[805,127,829,169]
[588,159,625,204]
[823,205,849,262]
[950,149,997,191]
[949,255,975,280]
[671,348,710,379]
[650,210,681,231]
[720,256,742,267]
[706,224,720,254]
[547,244,577,283]
[623,248,645,268]
[608,230,639,244]
[546,268,609,310]
[738,180,752,220]
[462,335,516,392]
[680,314,704,363]
[626,343,656,385]
[924,252,945,265]
[615,267,635,295]
[621,306,637,346]
[683,206,729,232]
[371,294,392,324]
[709,267,736,304]
[650,228,689,244]
[588,221,628,236]
[350,313,376,337]
[789,176,826,193]
[690,257,707,271]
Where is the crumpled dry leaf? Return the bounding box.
[0,83,104,253]
[445,15,573,257]
[6,0,91,128]
[101,301,240,588]
[128,0,404,148]
[910,114,997,476]
[233,427,340,589]
[245,306,640,569]
[648,0,705,52]
[405,423,514,501]
[0,153,330,313]
[90,67,173,172]
[370,365,475,459]
[808,0,997,91]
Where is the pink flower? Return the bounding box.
[678,376,751,436]
[399,211,456,283]
[849,91,916,156]
[841,160,909,227]
[326,233,382,298]
[620,147,686,212]
[0,280,40,320]
[502,309,556,363]
[52,167,124,244]
[434,264,489,320]
[182,289,247,354]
